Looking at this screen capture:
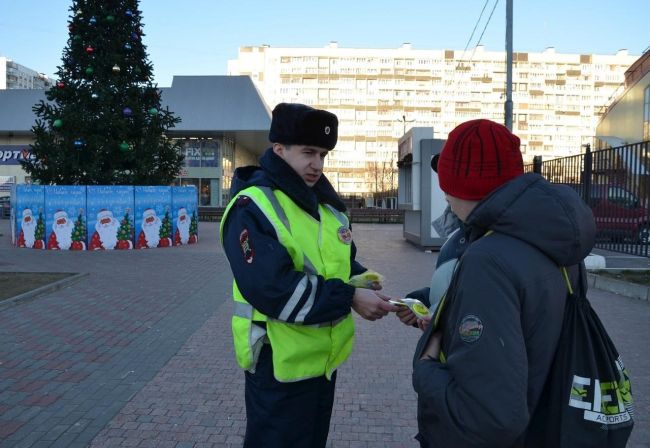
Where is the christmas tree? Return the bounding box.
[116,210,133,249]
[158,209,172,247]
[35,211,46,242]
[71,210,87,249]
[189,211,198,244]
[23,0,183,186]
[33,210,46,249]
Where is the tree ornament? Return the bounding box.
[134,67,142,75]
[131,32,139,40]
[68,23,75,32]
[53,119,63,129]
[125,9,133,17]
[85,46,94,54]
[57,81,65,89]
[73,34,82,42]
[119,141,130,152]
[122,107,133,117]
[124,43,132,51]
[91,93,99,100]
[148,107,159,116]
[85,66,94,76]
[75,9,82,16]
[106,15,115,23]
[112,64,121,74]
[89,16,97,25]
[74,139,85,148]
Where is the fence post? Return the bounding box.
[583,144,593,204]
[532,155,543,174]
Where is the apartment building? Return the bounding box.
[0,57,51,89]
[228,43,637,195]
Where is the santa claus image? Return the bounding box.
[173,207,191,245]
[89,209,125,250]
[17,208,44,249]
[47,210,76,250]
[136,208,162,249]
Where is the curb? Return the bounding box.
[0,272,89,310]
[587,273,650,302]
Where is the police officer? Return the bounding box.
[220,103,398,447]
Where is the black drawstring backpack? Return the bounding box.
[527,264,634,447]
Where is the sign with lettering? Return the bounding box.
[0,145,36,165]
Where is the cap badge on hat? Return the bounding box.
[337,226,352,245]
[324,126,331,135]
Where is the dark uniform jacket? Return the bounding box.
[413,173,596,448]
[221,147,366,325]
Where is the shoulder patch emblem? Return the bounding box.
[239,229,254,264]
[337,226,352,245]
[459,314,483,343]
[236,196,251,207]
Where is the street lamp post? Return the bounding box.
[398,115,415,135]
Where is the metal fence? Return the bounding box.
[524,141,650,257]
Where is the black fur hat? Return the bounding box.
[269,103,338,150]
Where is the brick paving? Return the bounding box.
[0,220,648,447]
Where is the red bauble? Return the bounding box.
[85,46,94,54]
[57,81,65,89]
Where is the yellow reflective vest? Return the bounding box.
[220,185,355,382]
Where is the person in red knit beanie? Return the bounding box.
[410,119,596,447]
[436,118,523,201]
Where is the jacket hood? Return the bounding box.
[466,173,596,266]
[229,147,346,216]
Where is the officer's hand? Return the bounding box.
[396,307,418,327]
[352,289,399,321]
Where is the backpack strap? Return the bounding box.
[560,266,574,295]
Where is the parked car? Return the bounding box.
[563,183,650,243]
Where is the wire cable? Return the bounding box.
[468,0,500,63]
[459,0,490,65]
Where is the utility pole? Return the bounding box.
[505,0,514,130]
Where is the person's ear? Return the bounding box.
[272,143,284,156]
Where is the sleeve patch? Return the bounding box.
[459,314,483,343]
[239,229,254,264]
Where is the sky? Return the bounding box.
[1,0,648,87]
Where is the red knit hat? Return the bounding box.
[436,119,523,200]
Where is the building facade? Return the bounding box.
[228,43,637,195]
[596,48,650,147]
[0,76,270,205]
[0,57,51,89]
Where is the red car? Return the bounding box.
[565,184,650,243]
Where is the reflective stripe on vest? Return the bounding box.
[221,186,354,382]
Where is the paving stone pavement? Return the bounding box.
[0,220,648,447]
